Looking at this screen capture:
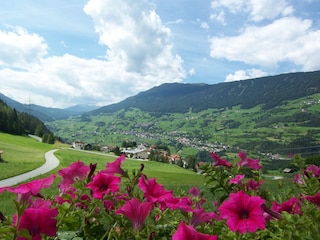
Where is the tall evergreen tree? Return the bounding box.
[0,100,56,144]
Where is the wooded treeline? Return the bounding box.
[0,99,55,143]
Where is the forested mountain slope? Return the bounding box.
[0,99,54,143]
[0,93,98,122]
[3,70,320,155]
[92,70,320,114]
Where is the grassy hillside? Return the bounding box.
[0,133,55,179]
[47,93,320,158]
[54,149,204,187]
[0,139,206,216]
[0,133,204,186]
[0,135,294,218]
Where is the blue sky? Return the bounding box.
[0,0,319,108]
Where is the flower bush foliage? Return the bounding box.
[0,151,320,239]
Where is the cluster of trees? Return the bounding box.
[149,149,167,162]
[254,112,320,129]
[0,99,55,144]
[148,141,171,162]
[121,141,137,148]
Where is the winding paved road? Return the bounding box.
[0,149,60,187]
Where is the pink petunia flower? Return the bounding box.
[163,196,194,212]
[304,192,320,208]
[305,164,320,178]
[74,194,92,209]
[292,173,305,185]
[103,193,130,212]
[229,174,245,185]
[172,221,218,240]
[261,204,283,221]
[237,151,262,170]
[16,206,58,240]
[246,179,264,191]
[54,187,77,205]
[30,198,52,209]
[86,172,121,199]
[102,154,127,177]
[157,196,179,210]
[190,208,221,228]
[272,197,302,215]
[189,187,201,197]
[218,190,266,234]
[5,174,55,204]
[58,160,90,192]
[103,200,115,212]
[138,175,173,203]
[210,152,232,167]
[115,198,153,231]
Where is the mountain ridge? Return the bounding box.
[42,70,320,157]
[0,93,98,122]
[91,70,320,114]
[1,70,320,121]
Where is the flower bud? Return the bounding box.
[0,211,7,222]
[140,163,145,172]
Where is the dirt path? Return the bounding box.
[0,148,144,188]
[0,149,59,187]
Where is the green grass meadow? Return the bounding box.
[54,149,208,202]
[0,132,56,179]
[54,149,205,187]
[0,134,291,218]
[0,140,206,216]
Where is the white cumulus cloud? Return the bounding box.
[225,69,267,82]
[248,0,294,22]
[83,0,185,76]
[0,26,47,69]
[209,17,320,70]
[210,0,293,23]
[0,0,186,108]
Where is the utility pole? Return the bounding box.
[27,95,31,115]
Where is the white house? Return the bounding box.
[122,144,149,159]
[72,141,86,150]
